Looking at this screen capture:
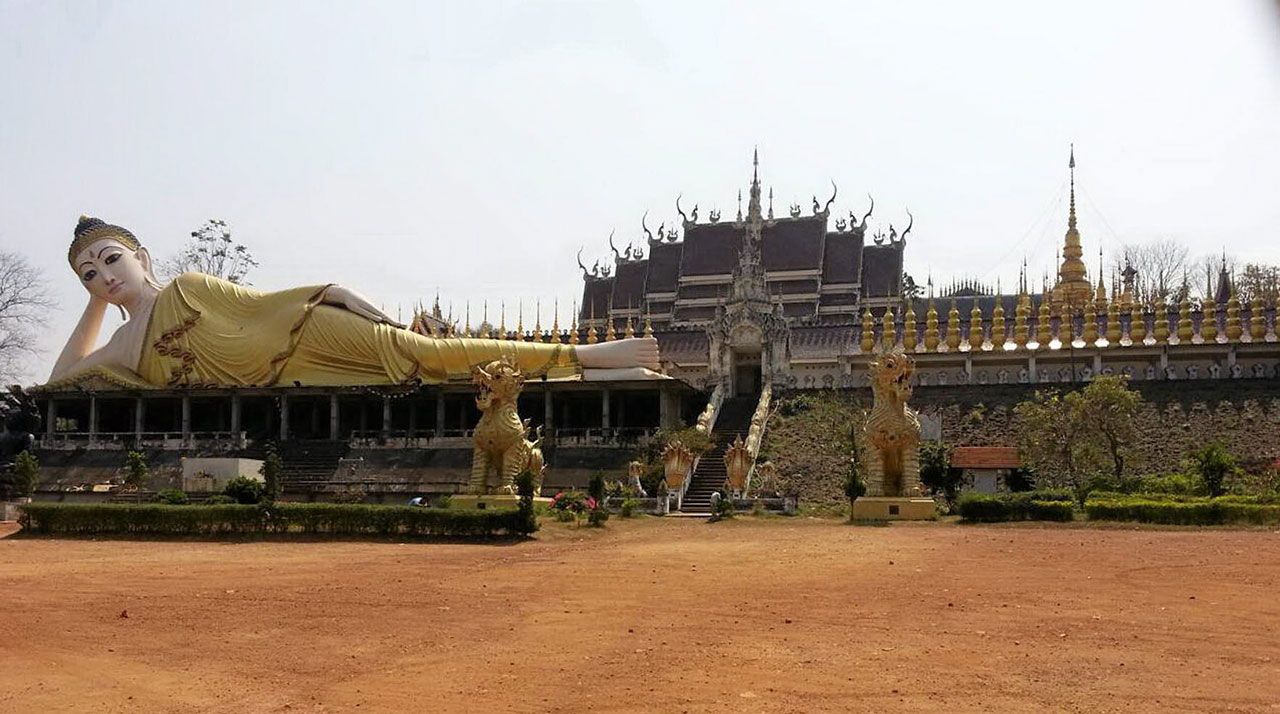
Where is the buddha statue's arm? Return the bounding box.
[49,297,110,382]
[320,285,405,328]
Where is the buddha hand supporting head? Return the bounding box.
[69,216,162,306]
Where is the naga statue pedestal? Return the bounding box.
[851,496,937,521]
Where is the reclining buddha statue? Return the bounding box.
[47,216,662,389]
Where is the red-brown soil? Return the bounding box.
[1,518,1278,713]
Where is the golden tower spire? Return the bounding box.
[1200,293,1218,343]
[924,299,940,352]
[515,301,525,342]
[551,298,562,344]
[945,300,962,351]
[992,296,1007,349]
[570,302,581,345]
[1128,299,1146,345]
[881,307,896,350]
[903,301,918,351]
[1035,291,1053,346]
[860,308,875,353]
[479,300,491,339]
[968,302,984,350]
[587,300,598,344]
[1225,289,1243,342]
[1054,145,1092,306]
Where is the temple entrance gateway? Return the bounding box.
[732,352,762,397]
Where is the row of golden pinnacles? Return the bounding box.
[859,291,1277,354]
[410,307,654,344]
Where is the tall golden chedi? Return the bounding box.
[1052,146,1094,308]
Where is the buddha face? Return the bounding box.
[74,238,157,306]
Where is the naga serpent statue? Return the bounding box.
[469,357,545,495]
[861,349,922,497]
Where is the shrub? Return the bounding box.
[10,451,39,497]
[1188,442,1239,498]
[957,491,1075,522]
[1084,497,1280,525]
[18,503,532,538]
[619,497,638,518]
[154,489,189,506]
[223,476,265,505]
[513,471,539,536]
[919,441,962,507]
[203,494,235,505]
[123,451,148,490]
[260,442,283,502]
[1136,472,1206,496]
[709,491,735,522]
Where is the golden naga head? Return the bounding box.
[870,348,915,400]
[472,356,525,408]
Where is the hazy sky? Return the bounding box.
[3,1,1279,382]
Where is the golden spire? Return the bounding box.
[534,299,543,343]
[968,302,984,350]
[498,300,507,339]
[570,302,581,345]
[1200,294,1218,343]
[1247,295,1265,341]
[902,301,918,351]
[1105,298,1121,344]
[1128,300,1146,345]
[1225,289,1242,342]
[1057,301,1073,346]
[1152,298,1170,344]
[479,300,491,339]
[1082,297,1099,345]
[587,301,598,344]
[624,301,636,338]
[860,308,875,353]
[515,301,525,342]
[924,299,940,352]
[605,316,617,342]
[643,309,654,338]
[463,302,473,338]
[945,300,961,351]
[1035,292,1053,346]
[1054,145,1092,306]
[1176,295,1194,343]
[881,307,896,350]
[1013,295,1029,349]
[551,298,562,344]
[992,296,1007,349]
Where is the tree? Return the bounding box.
[260,442,283,502]
[1073,375,1140,481]
[1015,376,1143,504]
[160,219,259,284]
[1237,263,1280,306]
[1118,238,1188,304]
[919,441,962,508]
[1188,442,1238,498]
[0,251,55,383]
[123,450,149,490]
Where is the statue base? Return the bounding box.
[851,497,937,521]
[449,494,551,511]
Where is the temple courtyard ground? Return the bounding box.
[1,518,1278,713]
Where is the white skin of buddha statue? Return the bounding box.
[50,235,660,385]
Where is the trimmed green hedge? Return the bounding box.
[18,503,535,539]
[1087,491,1280,505]
[1084,498,1280,526]
[957,492,1074,523]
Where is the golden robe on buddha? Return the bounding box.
[130,273,578,388]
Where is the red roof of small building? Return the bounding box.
[951,446,1021,469]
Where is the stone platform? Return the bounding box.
[851,496,937,521]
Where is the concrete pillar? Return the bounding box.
[279,394,290,442]
[229,394,242,436]
[543,389,553,433]
[1028,355,1037,384]
[358,400,369,434]
[601,389,611,430]
[46,399,56,436]
[1093,353,1103,376]
[659,388,680,429]
[381,396,392,437]
[88,396,98,440]
[180,396,192,438]
[134,398,145,438]
[329,393,340,441]
[435,393,445,437]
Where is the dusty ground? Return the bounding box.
[2,518,1279,713]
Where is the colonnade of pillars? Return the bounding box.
[42,387,683,443]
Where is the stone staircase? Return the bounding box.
[273,440,352,489]
[680,396,758,514]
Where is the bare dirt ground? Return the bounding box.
[2,518,1278,713]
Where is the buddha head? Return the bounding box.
[69,216,162,306]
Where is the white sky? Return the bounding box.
[3,1,1279,382]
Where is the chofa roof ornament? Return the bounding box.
[812,180,837,217]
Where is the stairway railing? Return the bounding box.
[681,383,726,507]
[740,381,773,496]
